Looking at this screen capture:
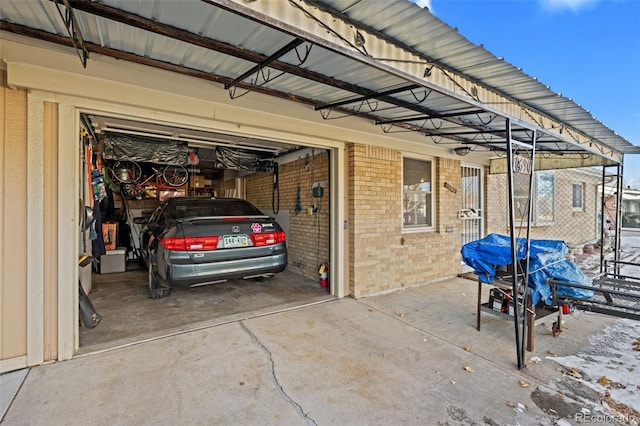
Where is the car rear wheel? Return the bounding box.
[148,262,171,299]
[250,275,273,282]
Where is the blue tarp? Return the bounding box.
[461,234,593,305]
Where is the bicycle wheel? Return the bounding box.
[112,160,142,184]
[162,165,189,187]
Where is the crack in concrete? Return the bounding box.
[239,321,317,426]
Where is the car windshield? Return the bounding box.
[167,199,265,220]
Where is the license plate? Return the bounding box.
[223,234,249,248]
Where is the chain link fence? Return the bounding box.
[488,166,620,276]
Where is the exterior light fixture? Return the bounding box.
[453,146,471,156]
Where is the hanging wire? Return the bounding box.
[288,0,371,57]
[295,156,303,215]
[272,161,280,214]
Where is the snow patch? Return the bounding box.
[549,319,640,416]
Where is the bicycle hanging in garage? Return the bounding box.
[110,160,189,199]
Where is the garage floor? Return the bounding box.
[78,265,332,355]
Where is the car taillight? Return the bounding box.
[250,231,286,247]
[160,236,219,251]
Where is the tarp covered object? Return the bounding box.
[102,133,190,165]
[214,146,273,171]
[461,233,593,305]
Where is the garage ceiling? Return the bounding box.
[1,0,638,163]
[82,113,301,156]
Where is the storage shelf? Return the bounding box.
[480,303,523,321]
[475,275,558,352]
[480,301,556,326]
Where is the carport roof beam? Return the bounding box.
[224,38,305,90]
[375,109,485,125]
[315,83,421,111]
[54,0,89,68]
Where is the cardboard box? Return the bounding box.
[102,222,118,251]
[489,288,523,317]
[99,248,126,274]
[510,296,524,317]
[159,189,186,202]
[489,289,503,312]
[190,175,205,188]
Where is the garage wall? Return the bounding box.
[348,144,462,297]
[0,71,28,364]
[4,34,487,359]
[244,152,330,281]
[43,102,59,361]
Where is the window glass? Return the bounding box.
[572,183,583,209]
[512,171,555,225]
[536,173,555,223]
[513,173,531,223]
[167,198,264,220]
[403,157,433,229]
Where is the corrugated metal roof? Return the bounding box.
[313,0,636,154]
[0,0,637,159]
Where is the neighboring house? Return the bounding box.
[622,189,640,229]
[604,186,640,230]
[487,168,604,246]
[0,0,636,372]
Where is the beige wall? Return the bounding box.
[0,73,60,371]
[43,103,59,361]
[1,72,28,362]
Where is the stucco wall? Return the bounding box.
[0,72,28,362]
[43,102,59,362]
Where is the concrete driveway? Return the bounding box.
[2,277,637,425]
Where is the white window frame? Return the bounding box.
[402,154,435,233]
[572,183,584,211]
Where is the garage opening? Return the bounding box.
[77,113,334,353]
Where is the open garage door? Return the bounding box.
[78,113,335,354]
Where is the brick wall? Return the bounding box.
[486,168,601,246]
[486,171,507,236]
[220,144,486,297]
[243,152,330,281]
[348,144,462,297]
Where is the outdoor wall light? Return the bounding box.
[453,146,471,156]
